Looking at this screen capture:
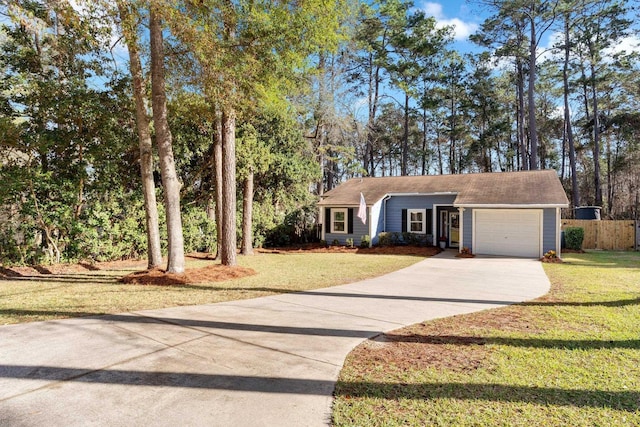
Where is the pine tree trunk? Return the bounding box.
[401,91,409,176]
[436,128,443,175]
[117,1,162,269]
[516,61,528,170]
[589,49,603,207]
[366,53,381,177]
[563,14,580,209]
[149,7,185,274]
[241,168,254,255]
[213,113,223,259]
[220,108,237,266]
[528,18,539,170]
[421,102,427,175]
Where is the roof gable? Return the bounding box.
[318,170,569,207]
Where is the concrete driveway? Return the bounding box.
[0,251,550,426]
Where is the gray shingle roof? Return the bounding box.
[318,170,569,207]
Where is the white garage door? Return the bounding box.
[474,209,542,257]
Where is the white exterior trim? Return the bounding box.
[331,208,348,234]
[407,209,427,234]
[556,207,562,257]
[457,203,568,209]
[432,204,453,238]
[459,207,465,252]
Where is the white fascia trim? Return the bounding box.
[386,192,458,197]
[456,204,568,209]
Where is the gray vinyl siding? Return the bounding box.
[543,208,558,253]
[462,208,473,251]
[385,195,456,233]
[325,207,369,246]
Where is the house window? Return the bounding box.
[407,209,426,233]
[332,208,348,234]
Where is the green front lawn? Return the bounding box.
[333,251,640,426]
[0,251,425,325]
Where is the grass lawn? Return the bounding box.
[333,251,640,426]
[0,251,427,325]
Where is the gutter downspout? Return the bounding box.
[382,195,391,232]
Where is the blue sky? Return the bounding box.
[415,0,487,52]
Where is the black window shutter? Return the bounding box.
[348,208,354,234]
[402,209,407,232]
[325,208,331,233]
[426,209,433,234]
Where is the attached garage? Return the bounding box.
[473,209,543,258]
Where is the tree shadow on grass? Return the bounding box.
[523,297,640,308]
[0,364,637,412]
[380,333,640,350]
[0,274,122,285]
[334,380,640,412]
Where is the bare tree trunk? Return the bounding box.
[606,138,613,216]
[449,95,456,174]
[149,6,185,274]
[315,53,326,195]
[421,104,428,175]
[213,113,223,259]
[401,91,409,176]
[241,168,254,255]
[117,1,162,269]
[366,53,381,177]
[220,108,237,266]
[436,128,443,175]
[563,14,580,209]
[516,59,528,170]
[588,44,603,207]
[528,18,539,170]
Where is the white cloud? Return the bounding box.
[437,18,478,41]
[540,31,640,65]
[422,2,479,41]
[423,2,444,18]
[604,35,640,57]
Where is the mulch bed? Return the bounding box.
[260,244,441,257]
[540,257,563,263]
[1,244,437,285]
[120,264,257,286]
[455,253,476,258]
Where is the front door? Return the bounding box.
[449,212,460,248]
[439,210,448,246]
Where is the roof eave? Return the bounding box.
[455,203,570,208]
[386,192,459,197]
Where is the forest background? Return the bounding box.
[0,0,638,268]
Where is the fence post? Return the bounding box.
[636,220,640,251]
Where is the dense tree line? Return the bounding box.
[0,0,638,267]
[315,0,640,220]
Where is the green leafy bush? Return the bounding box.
[360,235,371,248]
[262,204,319,247]
[182,208,217,253]
[564,227,584,250]
[377,232,401,246]
[379,232,432,246]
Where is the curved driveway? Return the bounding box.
[0,251,550,426]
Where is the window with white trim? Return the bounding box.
[331,208,348,234]
[408,209,426,233]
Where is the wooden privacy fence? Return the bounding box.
[561,220,637,251]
